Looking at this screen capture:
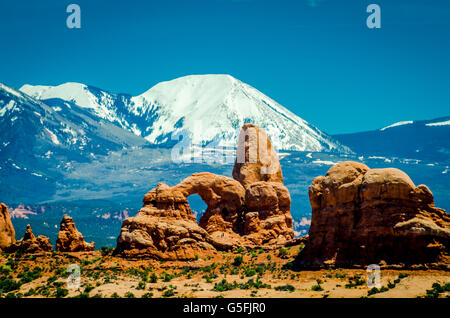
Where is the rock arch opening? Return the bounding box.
[186,194,207,224]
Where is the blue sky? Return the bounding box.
[1,0,449,134]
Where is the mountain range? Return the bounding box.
[0,74,350,203]
[1,74,449,205]
[20,74,348,152]
[334,117,450,162]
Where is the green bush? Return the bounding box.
[162,289,175,297]
[17,266,42,284]
[150,272,158,283]
[232,256,243,267]
[278,248,288,258]
[214,279,237,292]
[275,284,295,292]
[368,287,379,296]
[387,281,396,289]
[55,287,69,298]
[84,285,95,293]
[100,246,114,257]
[311,285,323,291]
[125,291,135,298]
[0,265,12,275]
[0,277,21,293]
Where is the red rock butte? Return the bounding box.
[0,203,15,251]
[56,214,95,252]
[115,124,296,260]
[8,224,53,253]
[296,161,450,269]
[0,209,94,253]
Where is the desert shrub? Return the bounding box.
[25,288,36,296]
[47,276,58,284]
[424,282,448,298]
[214,279,237,292]
[368,287,379,296]
[55,287,69,298]
[275,284,295,292]
[125,291,135,298]
[335,273,346,279]
[162,289,175,297]
[160,272,175,282]
[283,262,293,270]
[241,278,270,290]
[150,272,158,283]
[84,284,95,293]
[368,286,388,296]
[278,248,288,258]
[18,266,42,284]
[136,281,146,290]
[100,246,114,257]
[232,256,243,267]
[345,275,365,288]
[311,285,323,291]
[0,265,12,275]
[0,277,21,293]
[244,267,256,277]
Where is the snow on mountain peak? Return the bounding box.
[380,121,414,131]
[18,75,350,152]
[20,82,125,123]
[130,74,346,151]
[21,82,92,107]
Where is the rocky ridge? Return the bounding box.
[296,161,450,268]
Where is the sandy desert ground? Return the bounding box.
[1,244,448,299]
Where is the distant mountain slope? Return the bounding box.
[21,75,350,152]
[0,83,148,202]
[334,116,450,162]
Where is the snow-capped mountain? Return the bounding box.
[21,75,350,152]
[334,116,450,162]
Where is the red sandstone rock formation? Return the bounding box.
[116,124,295,259]
[56,215,95,252]
[296,161,450,268]
[0,203,15,251]
[116,173,242,259]
[11,224,52,253]
[232,123,283,188]
[244,182,294,245]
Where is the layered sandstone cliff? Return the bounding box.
[296,161,450,268]
[116,124,295,259]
